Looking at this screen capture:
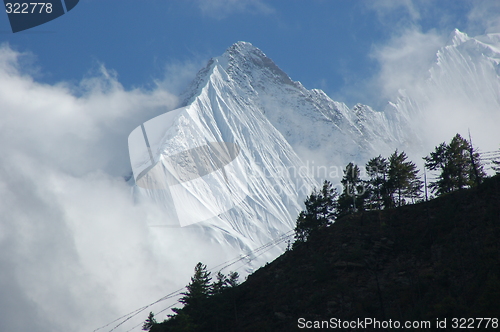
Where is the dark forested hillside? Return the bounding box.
[150,175,500,331]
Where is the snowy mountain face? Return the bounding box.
[130,32,500,266]
[387,30,500,156]
[183,42,407,170]
[131,41,408,262]
[129,43,320,264]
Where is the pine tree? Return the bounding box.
[448,134,472,189]
[387,150,422,207]
[294,180,338,243]
[317,179,339,221]
[294,210,311,243]
[211,271,227,296]
[423,142,451,195]
[467,131,483,186]
[142,312,157,331]
[490,145,500,175]
[210,270,239,295]
[337,162,367,216]
[227,271,239,287]
[366,156,389,210]
[424,133,486,195]
[165,262,213,331]
[493,160,500,175]
[179,262,212,307]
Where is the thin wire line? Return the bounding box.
[131,232,295,332]
[95,230,294,332]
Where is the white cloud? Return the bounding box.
[0,44,234,332]
[467,0,500,34]
[155,58,207,97]
[194,0,274,19]
[371,26,500,169]
[371,28,446,100]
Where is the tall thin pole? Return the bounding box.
[468,128,481,186]
[424,166,428,202]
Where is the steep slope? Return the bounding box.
[129,47,317,261]
[130,41,417,268]
[130,40,412,259]
[153,175,500,332]
[387,29,500,154]
[131,31,500,267]
[182,42,407,169]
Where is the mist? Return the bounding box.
[0,44,235,332]
[371,27,500,172]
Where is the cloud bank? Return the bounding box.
[0,44,235,332]
[364,1,500,168]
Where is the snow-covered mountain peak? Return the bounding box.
[221,41,299,90]
[449,28,470,46]
[130,28,500,276]
[390,30,500,155]
[182,41,298,105]
[132,41,323,266]
[132,39,413,269]
[224,41,264,61]
[443,30,500,61]
[182,41,411,171]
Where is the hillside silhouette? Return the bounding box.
[151,175,500,331]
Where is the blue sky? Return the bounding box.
[1,0,495,107]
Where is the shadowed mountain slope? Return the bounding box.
[153,175,500,331]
